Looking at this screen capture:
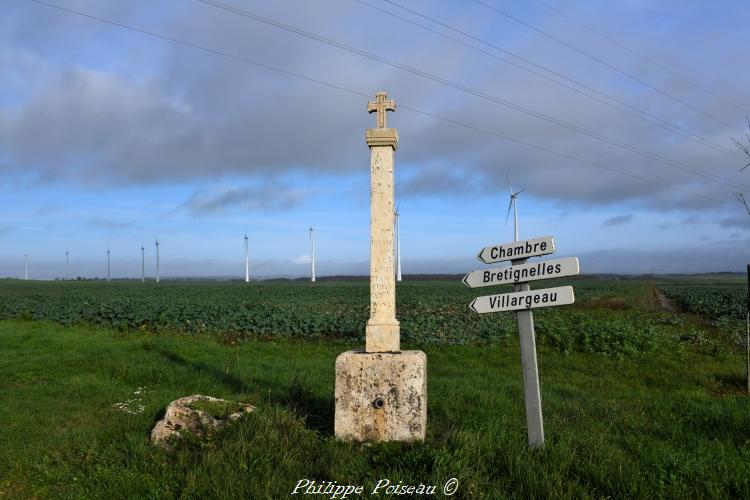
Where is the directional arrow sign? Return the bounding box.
[463,257,579,288]
[477,236,555,264]
[469,286,574,314]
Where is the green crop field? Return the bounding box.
[1,277,749,498]
[0,277,684,356]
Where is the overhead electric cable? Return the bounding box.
[193,0,749,191]
[355,0,744,161]
[398,104,721,202]
[471,0,745,134]
[532,0,748,114]
[27,0,723,202]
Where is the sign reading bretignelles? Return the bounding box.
[477,236,555,264]
[463,257,579,288]
[470,286,575,314]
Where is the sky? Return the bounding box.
[1,0,749,279]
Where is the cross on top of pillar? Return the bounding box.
[367,91,396,129]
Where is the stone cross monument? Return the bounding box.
[364,92,399,353]
[334,92,427,442]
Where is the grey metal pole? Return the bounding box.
[141,245,145,283]
[513,204,544,448]
[515,273,544,448]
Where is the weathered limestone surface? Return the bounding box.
[365,127,400,353]
[335,350,426,442]
[150,395,254,447]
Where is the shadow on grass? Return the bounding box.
[153,348,334,436]
[712,372,749,395]
[156,348,252,393]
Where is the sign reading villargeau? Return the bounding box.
[466,236,578,313]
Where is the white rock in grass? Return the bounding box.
[150,394,254,447]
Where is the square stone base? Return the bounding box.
[335,350,426,442]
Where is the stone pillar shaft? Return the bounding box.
[365,128,400,352]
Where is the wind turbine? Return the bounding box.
[106,244,111,282]
[505,175,526,243]
[24,253,28,281]
[244,233,250,283]
[141,244,145,283]
[155,240,160,283]
[394,203,402,282]
[65,250,69,281]
[309,226,316,282]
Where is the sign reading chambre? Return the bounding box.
[477,235,555,264]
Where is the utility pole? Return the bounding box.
[244,233,250,283]
[733,118,750,395]
[310,227,316,283]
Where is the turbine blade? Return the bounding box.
[506,173,513,196]
[514,188,526,196]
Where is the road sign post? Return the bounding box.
[465,236,578,448]
[514,257,544,448]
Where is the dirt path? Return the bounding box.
[652,284,677,312]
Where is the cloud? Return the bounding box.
[681,215,701,225]
[579,239,750,274]
[292,254,312,265]
[719,215,750,230]
[86,217,134,230]
[182,183,307,215]
[1,0,748,212]
[602,214,634,227]
[399,165,482,197]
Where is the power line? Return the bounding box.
[532,0,748,114]
[358,0,744,161]
[27,0,371,102]
[733,117,750,171]
[26,0,722,203]
[472,0,745,134]
[368,0,739,157]
[194,0,749,191]
[400,103,721,202]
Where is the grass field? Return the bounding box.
[1,278,749,498]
